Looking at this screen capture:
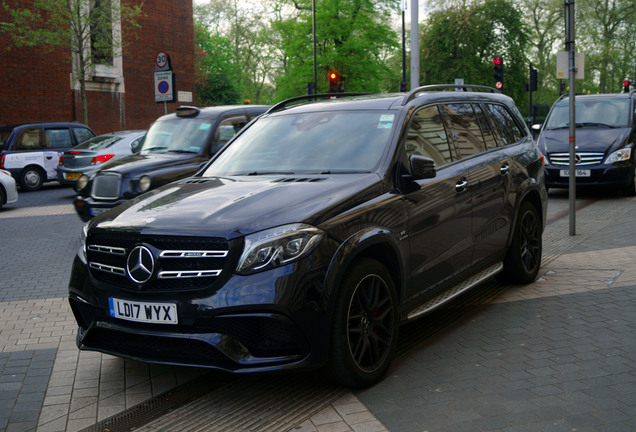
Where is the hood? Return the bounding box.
[539,127,631,155]
[92,173,383,239]
[99,152,201,177]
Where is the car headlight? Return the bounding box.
[236,223,324,275]
[78,222,89,263]
[137,175,151,193]
[77,174,89,191]
[605,148,631,164]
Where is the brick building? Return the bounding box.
[0,0,195,135]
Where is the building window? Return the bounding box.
[90,0,114,66]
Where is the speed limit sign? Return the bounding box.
[156,51,168,69]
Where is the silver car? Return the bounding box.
[57,130,145,187]
[0,169,18,208]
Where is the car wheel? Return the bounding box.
[622,166,636,196]
[20,166,45,191]
[499,201,542,284]
[329,258,398,388]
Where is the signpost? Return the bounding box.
[154,51,175,114]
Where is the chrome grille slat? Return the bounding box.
[90,262,127,276]
[160,250,228,258]
[158,270,222,279]
[88,244,127,255]
[548,152,604,166]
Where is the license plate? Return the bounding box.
[90,207,108,217]
[560,169,591,177]
[64,172,82,180]
[108,298,178,324]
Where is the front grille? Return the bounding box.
[548,152,605,166]
[92,172,122,199]
[86,233,231,292]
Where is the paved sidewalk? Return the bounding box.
[1,194,635,431]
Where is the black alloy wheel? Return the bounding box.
[330,258,398,388]
[499,201,542,284]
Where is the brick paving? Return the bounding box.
[1,186,635,431]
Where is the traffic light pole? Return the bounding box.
[565,0,576,236]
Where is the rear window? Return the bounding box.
[74,135,122,150]
[484,104,525,146]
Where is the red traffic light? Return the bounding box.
[623,81,630,87]
[329,71,338,80]
[493,57,502,65]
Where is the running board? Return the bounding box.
[407,262,503,321]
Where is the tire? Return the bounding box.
[20,166,45,191]
[622,166,636,196]
[499,201,542,284]
[329,258,399,388]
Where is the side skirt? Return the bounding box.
[406,262,503,321]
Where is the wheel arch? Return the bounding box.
[324,227,404,318]
[507,183,547,247]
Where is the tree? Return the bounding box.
[194,22,241,105]
[419,0,528,111]
[1,0,143,125]
[271,0,400,100]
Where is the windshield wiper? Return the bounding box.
[242,171,296,176]
[142,146,168,152]
[576,122,614,128]
[319,170,372,174]
[168,149,198,153]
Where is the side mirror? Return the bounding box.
[407,155,436,180]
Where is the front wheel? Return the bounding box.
[329,258,399,388]
[499,201,542,284]
[622,165,636,196]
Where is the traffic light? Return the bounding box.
[624,81,631,93]
[529,68,538,92]
[328,71,338,93]
[400,80,407,92]
[493,56,504,91]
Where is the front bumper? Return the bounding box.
[73,196,127,221]
[545,164,632,189]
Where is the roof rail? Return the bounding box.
[402,84,500,105]
[267,93,372,114]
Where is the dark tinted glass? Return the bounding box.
[405,105,453,166]
[441,103,486,158]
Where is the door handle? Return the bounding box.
[455,178,468,193]
[500,163,510,175]
[46,156,53,160]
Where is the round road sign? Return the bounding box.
[156,51,168,69]
[158,81,169,94]
[495,81,503,89]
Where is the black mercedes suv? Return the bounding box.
[68,86,547,388]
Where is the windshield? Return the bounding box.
[545,99,630,129]
[202,111,395,176]
[140,118,213,154]
[74,135,122,150]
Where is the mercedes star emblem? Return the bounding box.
[127,245,155,284]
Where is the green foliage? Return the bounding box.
[194,23,242,105]
[272,0,400,100]
[420,0,528,111]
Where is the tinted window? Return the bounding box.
[75,135,122,150]
[474,104,498,150]
[74,127,95,144]
[441,103,485,158]
[485,104,524,146]
[45,128,73,148]
[14,128,42,150]
[141,118,214,154]
[405,105,453,166]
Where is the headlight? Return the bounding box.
[605,148,631,164]
[78,222,89,263]
[137,175,151,192]
[77,174,89,191]
[236,223,324,275]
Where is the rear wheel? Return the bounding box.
[329,258,398,388]
[0,186,5,208]
[20,166,45,191]
[499,201,542,284]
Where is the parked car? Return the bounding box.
[68,86,547,388]
[536,91,636,195]
[0,169,18,208]
[57,130,146,186]
[72,105,269,221]
[0,122,96,191]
